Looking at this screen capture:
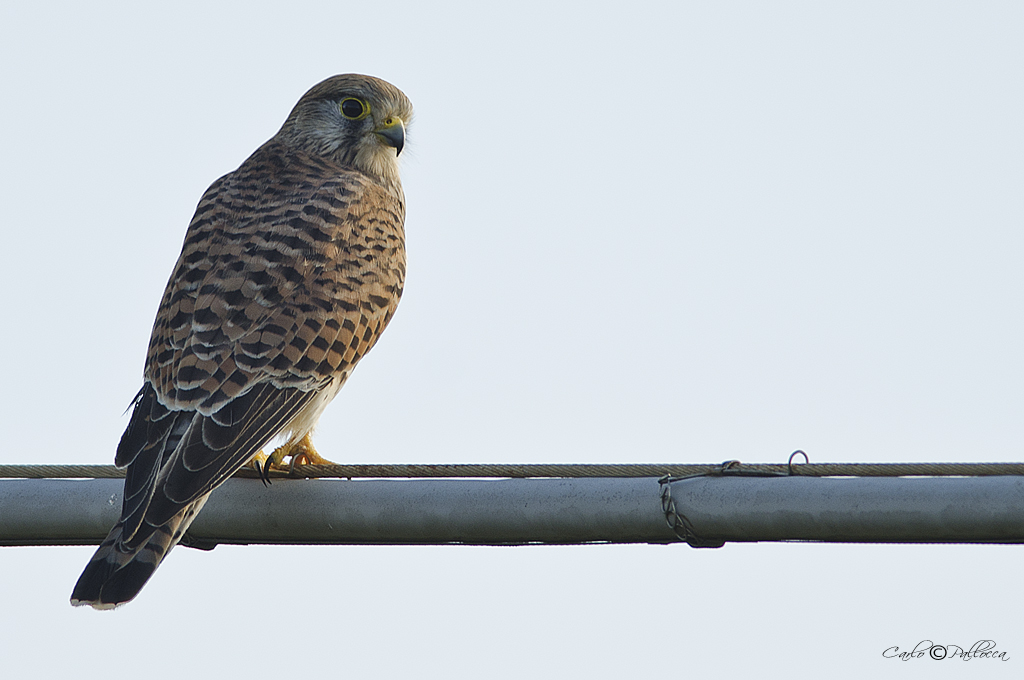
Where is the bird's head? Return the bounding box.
[276,74,413,185]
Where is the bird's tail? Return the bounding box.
[70,497,208,609]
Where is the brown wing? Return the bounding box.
[146,139,406,417]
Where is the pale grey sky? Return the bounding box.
[1,1,1022,677]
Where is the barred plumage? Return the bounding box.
[71,74,413,609]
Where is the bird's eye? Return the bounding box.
[340,98,369,120]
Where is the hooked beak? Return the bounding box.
[375,117,405,156]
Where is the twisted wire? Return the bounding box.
[2,462,1024,479]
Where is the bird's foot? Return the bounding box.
[247,450,268,470]
[266,434,335,475]
[246,450,272,485]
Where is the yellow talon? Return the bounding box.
[246,450,268,472]
[264,433,335,473]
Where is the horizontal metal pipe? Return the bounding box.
[1,476,1023,547]
[0,478,674,546]
[670,475,1024,543]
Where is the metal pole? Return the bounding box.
[1,476,1023,547]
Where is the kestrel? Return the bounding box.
[71,74,413,609]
